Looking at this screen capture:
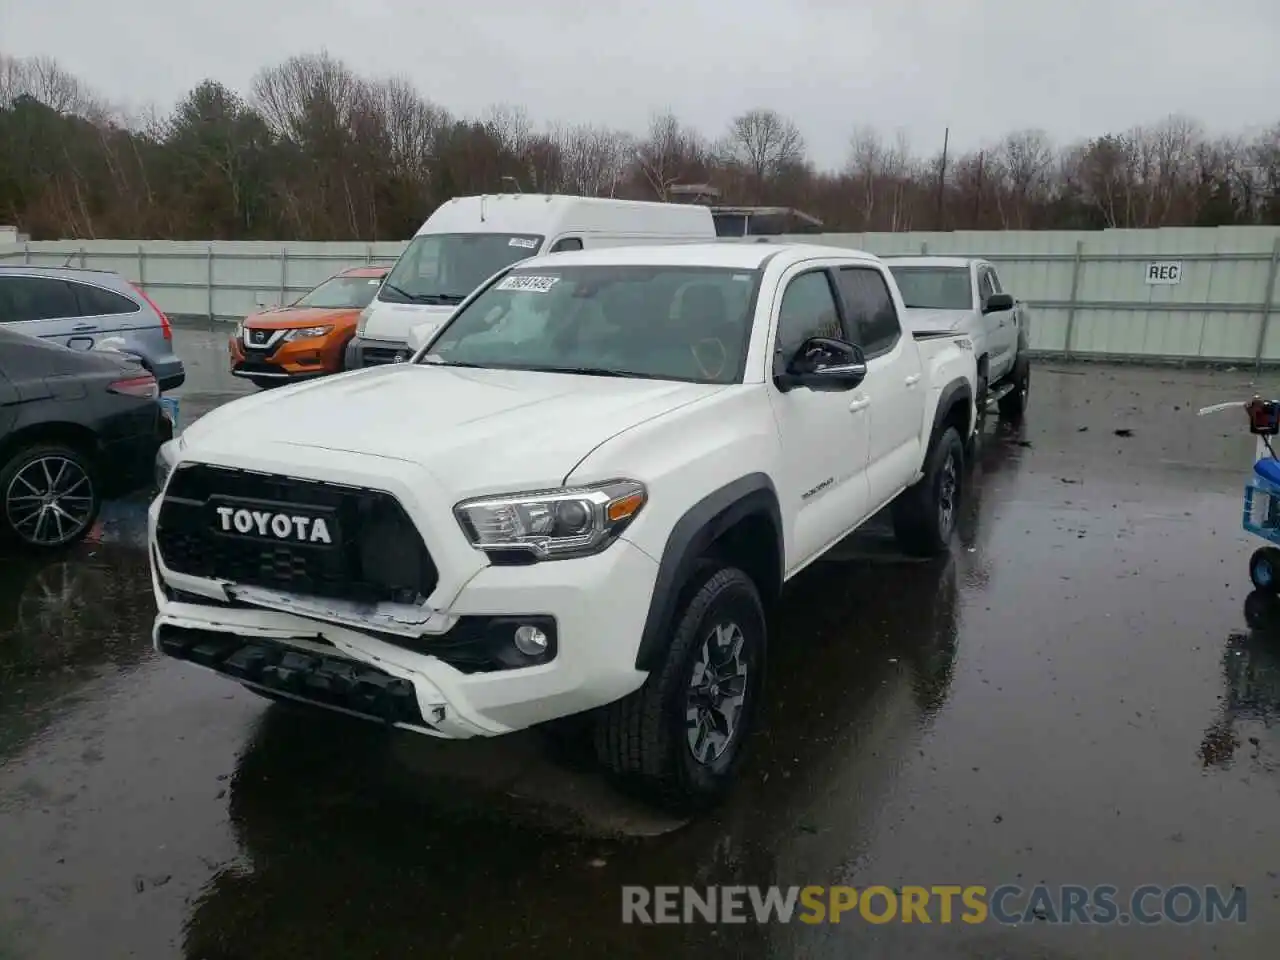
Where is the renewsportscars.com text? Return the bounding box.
[621,884,1247,926]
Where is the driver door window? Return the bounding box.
[979,269,998,306]
[774,270,846,362]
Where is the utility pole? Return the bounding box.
[936,127,950,230]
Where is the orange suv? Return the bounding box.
[229,266,388,388]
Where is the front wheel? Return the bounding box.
[594,567,766,813]
[0,443,101,550]
[892,426,964,557]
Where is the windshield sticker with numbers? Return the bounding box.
[496,275,560,293]
[508,237,539,249]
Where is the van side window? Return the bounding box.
[549,237,583,253]
[835,267,901,357]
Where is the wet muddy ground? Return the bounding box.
[3,327,1280,958]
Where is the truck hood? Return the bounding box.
[902,308,975,332]
[180,364,726,494]
[361,300,456,345]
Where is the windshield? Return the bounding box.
[888,266,974,311]
[380,233,544,305]
[419,265,761,384]
[293,274,385,309]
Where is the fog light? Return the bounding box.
[512,624,549,657]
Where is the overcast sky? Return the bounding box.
[4,0,1278,168]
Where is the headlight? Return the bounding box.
[454,480,646,560]
[283,325,332,341]
[155,439,180,491]
[356,305,374,338]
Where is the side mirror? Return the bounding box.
[406,321,441,354]
[984,292,1014,313]
[776,337,867,392]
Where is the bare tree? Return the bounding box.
[368,75,450,178]
[994,129,1055,228]
[251,51,364,143]
[718,108,805,199]
[0,52,102,118]
[554,123,632,196]
[633,110,707,200]
[845,126,884,226]
[483,103,535,158]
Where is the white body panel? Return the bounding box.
[150,243,976,737]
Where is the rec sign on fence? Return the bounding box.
[1144,261,1184,285]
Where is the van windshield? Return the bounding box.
[887,266,973,311]
[379,233,544,305]
[419,264,761,384]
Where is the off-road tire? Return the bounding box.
[0,442,101,551]
[892,426,964,557]
[998,354,1030,421]
[594,566,766,813]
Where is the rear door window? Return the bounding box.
[0,276,80,323]
[71,281,140,317]
[835,267,902,357]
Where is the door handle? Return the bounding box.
[849,397,871,413]
[73,323,95,331]
[904,374,921,387]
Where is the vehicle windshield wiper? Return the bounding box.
[523,365,651,379]
[382,283,456,305]
[435,294,466,304]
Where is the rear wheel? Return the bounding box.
[594,566,765,813]
[0,443,101,550]
[892,426,964,557]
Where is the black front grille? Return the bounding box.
[156,465,438,604]
[361,346,408,366]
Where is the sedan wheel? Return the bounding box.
[1,445,100,549]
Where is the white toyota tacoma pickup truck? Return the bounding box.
[150,243,977,811]
[883,256,1031,419]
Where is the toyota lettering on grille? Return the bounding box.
[215,506,333,544]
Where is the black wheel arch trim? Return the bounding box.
[634,472,783,672]
[929,377,973,450]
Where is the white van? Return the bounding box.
[346,194,717,367]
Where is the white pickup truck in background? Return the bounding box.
[149,242,977,811]
[883,256,1031,420]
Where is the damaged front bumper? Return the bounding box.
[148,495,661,738]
